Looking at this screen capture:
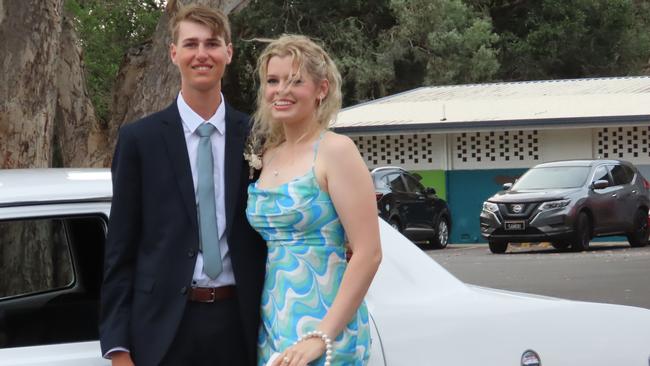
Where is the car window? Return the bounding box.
[592,165,612,184]
[374,173,390,189]
[403,173,425,194]
[386,173,406,192]
[0,219,73,299]
[609,164,633,186]
[609,165,634,186]
[512,166,591,189]
[0,216,105,349]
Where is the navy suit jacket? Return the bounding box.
[99,101,266,366]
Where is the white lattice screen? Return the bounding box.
[452,130,540,169]
[596,126,650,161]
[351,134,440,170]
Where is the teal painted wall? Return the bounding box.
[447,169,526,243]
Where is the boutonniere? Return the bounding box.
[243,143,263,179]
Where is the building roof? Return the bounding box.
[332,76,650,134]
[0,168,111,207]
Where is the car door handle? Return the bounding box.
[612,194,617,198]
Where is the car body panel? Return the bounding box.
[0,341,109,366]
[369,221,650,365]
[2,169,650,365]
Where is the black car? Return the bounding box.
[371,167,451,248]
[480,159,650,253]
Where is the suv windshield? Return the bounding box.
[513,166,591,189]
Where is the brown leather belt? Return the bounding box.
[188,285,236,303]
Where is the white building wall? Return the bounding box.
[350,133,447,170]
[450,130,541,170]
[349,124,650,172]
[538,128,593,162]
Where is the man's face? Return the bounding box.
[170,20,233,94]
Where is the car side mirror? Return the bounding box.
[592,180,609,190]
[502,183,513,190]
[425,187,436,195]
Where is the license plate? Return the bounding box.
[505,221,526,230]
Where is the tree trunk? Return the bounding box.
[0,0,63,168]
[108,0,250,145]
[0,0,108,169]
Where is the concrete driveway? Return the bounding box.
[426,242,650,309]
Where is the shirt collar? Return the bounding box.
[177,92,226,135]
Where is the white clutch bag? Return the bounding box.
[265,352,281,366]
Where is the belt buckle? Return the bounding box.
[206,287,216,302]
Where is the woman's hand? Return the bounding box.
[272,338,326,366]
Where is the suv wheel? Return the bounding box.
[627,209,649,248]
[489,241,508,254]
[429,216,449,249]
[571,212,591,251]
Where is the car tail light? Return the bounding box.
[375,192,384,201]
[643,178,650,190]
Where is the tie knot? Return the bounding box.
[196,123,216,137]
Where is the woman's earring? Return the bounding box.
[317,96,323,107]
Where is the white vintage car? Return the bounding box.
[1,169,649,366]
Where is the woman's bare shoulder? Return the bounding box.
[320,131,357,157]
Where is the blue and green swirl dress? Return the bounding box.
[246,147,370,365]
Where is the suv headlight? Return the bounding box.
[539,199,571,210]
[483,201,499,213]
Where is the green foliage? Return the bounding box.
[226,0,396,111]
[68,0,650,120]
[381,0,500,89]
[227,0,499,112]
[468,0,650,80]
[65,0,164,122]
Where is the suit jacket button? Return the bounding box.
[180,286,187,295]
[187,250,195,258]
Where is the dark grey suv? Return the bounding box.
[480,159,650,253]
[371,167,451,249]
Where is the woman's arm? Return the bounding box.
[317,133,382,339]
[274,133,382,366]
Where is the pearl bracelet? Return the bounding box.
[294,330,333,366]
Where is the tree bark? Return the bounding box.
[108,0,250,146]
[0,0,63,168]
[0,0,251,170]
[0,0,108,169]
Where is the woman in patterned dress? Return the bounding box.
[245,35,382,366]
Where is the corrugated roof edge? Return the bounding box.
[338,76,650,111]
[331,114,650,134]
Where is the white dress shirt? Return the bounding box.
[177,92,235,287]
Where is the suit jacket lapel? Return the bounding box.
[224,103,245,238]
[160,101,199,233]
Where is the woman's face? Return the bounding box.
[264,55,327,126]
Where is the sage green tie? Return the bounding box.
[196,123,222,279]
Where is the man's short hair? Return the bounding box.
[169,4,231,44]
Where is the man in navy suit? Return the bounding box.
[99,4,266,366]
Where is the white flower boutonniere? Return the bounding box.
[244,143,263,179]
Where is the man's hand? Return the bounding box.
[111,351,135,366]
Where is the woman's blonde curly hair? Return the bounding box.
[248,34,342,154]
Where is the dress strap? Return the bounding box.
[312,131,326,163]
